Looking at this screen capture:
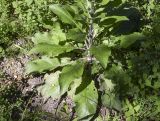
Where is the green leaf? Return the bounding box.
[64,4,79,16]
[25,0,33,6]
[91,45,111,68]
[75,0,90,13]
[112,16,129,23]
[120,32,145,48]
[134,105,140,112]
[100,16,128,26]
[0,47,3,52]
[101,0,110,5]
[67,28,86,42]
[73,0,90,19]
[12,1,18,8]
[68,78,83,98]
[99,76,115,92]
[32,29,66,45]
[59,61,84,95]
[73,81,98,120]
[60,57,72,66]
[100,75,121,110]
[29,43,75,57]
[51,30,66,44]
[102,92,121,111]
[107,0,123,7]
[75,64,92,94]
[37,71,61,100]
[95,116,103,121]
[49,4,73,24]
[25,57,60,74]
[32,32,53,44]
[124,99,135,117]
[49,4,82,31]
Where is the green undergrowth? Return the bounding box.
[0,0,57,57]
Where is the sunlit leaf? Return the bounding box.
[99,76,115,92]
[91,45,111,68]
[120,32,145,48]
[50,4,82,31]
[59,61,84,95]
[100,16,128,26]
[32,29,66,45]
[102,92,121,111]
[101,0,110,5]
[25,56,60,74]
[37,71,61,100]
[29,43,75,57]
[107,0,123,7]
[25,0,33,6]
[49,4,74,24]
[67,28,86,42]
[73,81,98,120]
[68,78,82,98]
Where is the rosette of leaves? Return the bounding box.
[26,0,144,120]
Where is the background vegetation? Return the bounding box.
[0,0,160,121]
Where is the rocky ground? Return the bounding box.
[0,39,74,120]
[0,55,75,120]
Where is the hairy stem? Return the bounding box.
[85,0,95,62]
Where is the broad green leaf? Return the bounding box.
[100,75,121,110]
[49,4,73,24]
[37,71,61,100]
[112,16,129,23]
[0,47,3,52]
[104,64,132,94]
[91,45,111,68]
[145,79,160,89]
[100,16,128,26]
[68,78,82,98]
[32,29,66,45]
[75,64,92,94]
[25,56,60,74]
[101,0,110,5]
[75,0,90,17]
[64,5,79,16]
[29,43,75,57]
[75,0,90,11]
[60,57,72,66]
[95,8,105,15]
[124,99,135,117]
[95,116,104,121]
[67,28,86,42]
[49,4,82,31]
[32,32,53,44]
[73,81,98,120]
[134,105,140,112]
[145,79,152,87]
[107,0,123,7]
[12,1,18,8]
[153,81,160,89]
[120,32,145,48]
[51,30,66,44]
[99,76,115,92]
[25,0,33,6]
[102,92,121,111]
[59,61,84,95]
[93,24,104,37]
[91,61,102,75]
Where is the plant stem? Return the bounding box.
[85,0,95,62]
